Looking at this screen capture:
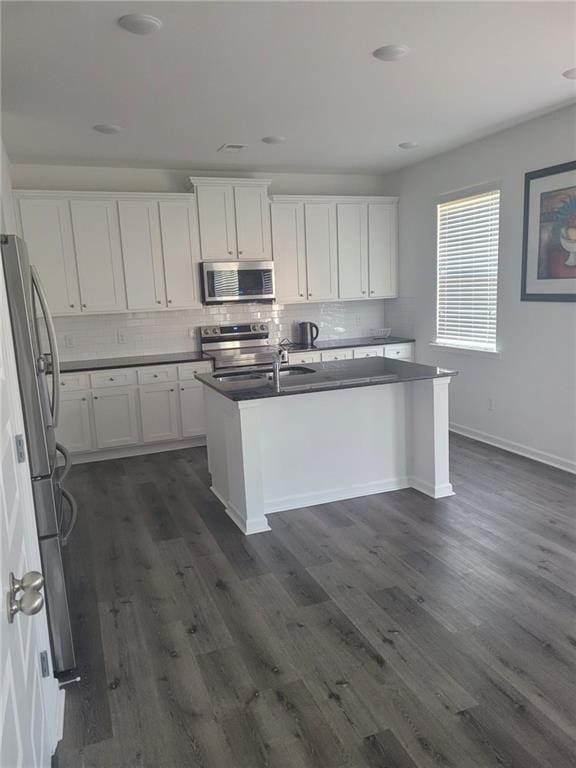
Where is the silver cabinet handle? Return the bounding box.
[228,250,233,255]
[82,303,87,308]
[238,251,243,255]
[156,300,162,304]
[69,304,75,308]
[7,571,44,624]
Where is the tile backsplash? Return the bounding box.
[53,300,388,360]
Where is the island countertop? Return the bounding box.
[195,357,456,401]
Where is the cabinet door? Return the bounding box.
[320,349,353,362]
[70,200,126,312]
[337,203,368,299]
[352,346,384,359]
[139,383,179,443]
[287,351,322,365]
[92,387,139,448]
[383,343,414,361]
[57,392,94,453]
[196,185,236,260]
[159,201,202,308]
[179,383,206,437]
[368,203,398,298]
[118,200,166,310]
[233,186,271,260]
[304,203,338,301]
[18,198,80,314]
[271,202,307,303]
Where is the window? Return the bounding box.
[436,188,500,352]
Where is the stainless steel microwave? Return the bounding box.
[201,260,275,304]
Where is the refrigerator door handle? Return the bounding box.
[31,265,60,428]
[60,487,78,546]
[55,442,72,482]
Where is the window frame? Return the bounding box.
[434,181,502,355]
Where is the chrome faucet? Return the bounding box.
[272,347,284,392]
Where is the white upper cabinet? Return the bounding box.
[69,199,126,312]
[304,202,338,301]
[17,197,80,314]
[368,202,398,298]
[159,200,202,308]
[118,200,166,310]
[337,203,368,299]
[271,202,307,303]
[190,178,272,261]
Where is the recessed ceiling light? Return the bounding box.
[372,44,410,62]
[262,136,286,145]
[217,143,246,153]
[93,124,122,134]
[562,67,576,80]
[398,141,419,150]
[117,14,163,35]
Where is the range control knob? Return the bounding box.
[212,327,219,334]
[259,324,266,331]
[202,328,209,335]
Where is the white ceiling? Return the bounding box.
[2,1,575,173]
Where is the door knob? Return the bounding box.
[7,571,45,624]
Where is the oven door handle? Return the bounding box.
[60,487,78,546]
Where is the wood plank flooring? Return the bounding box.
[53,434,576,768]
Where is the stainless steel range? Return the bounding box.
[200,323,287,370]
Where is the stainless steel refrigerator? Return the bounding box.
[1,234,77,681]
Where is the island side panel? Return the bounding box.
[203,386,271,535]
[406,376,454,498]
[256,383,409,514]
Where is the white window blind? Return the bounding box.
[436,189,500,351]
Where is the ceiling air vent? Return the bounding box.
[217,143,246,153]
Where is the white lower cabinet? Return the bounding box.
[58,392,94,453]
[288,351,322,365]
[352,346,385,359]
[179,383,206,437]
[320,349,353,362]
[92,386,140,449]
[139,383,180,443]
[383,343,414,361]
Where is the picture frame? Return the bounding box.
[521,160,576,302]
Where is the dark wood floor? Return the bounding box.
[54,434,576,768]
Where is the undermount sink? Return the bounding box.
[213,366,315,383]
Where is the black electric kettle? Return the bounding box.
[299,322,319,347]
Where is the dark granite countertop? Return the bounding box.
[195,357,456,401]
[58,350,210,373]
[284,336,414,352]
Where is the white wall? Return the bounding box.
[10,164,391,196]
[383,105,576,472]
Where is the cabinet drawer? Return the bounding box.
[137,366,178,384]
[90,369,138,388]
[383,343,414,361]
[288,351,322,365]
[178,361,213,380]
[352,346,384,359]
[58,373,89,391]
[320,349,353,362]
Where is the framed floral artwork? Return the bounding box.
[521,160,576,301]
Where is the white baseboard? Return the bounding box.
[210,485,271,535]
[69,436,206,465]
[407,477,454,498]
[450,423,576,475]
[264,477,410,515]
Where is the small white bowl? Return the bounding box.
[371,328,392,339]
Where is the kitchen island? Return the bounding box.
[196,358,457,534]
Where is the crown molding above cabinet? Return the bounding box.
[14,182,398,316]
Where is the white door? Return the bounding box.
[159,201,202,308]
[337,203,368,299]
[233,186,271,260]
[368,202,398,298]
[92,387,139,448]
[271,202,307,303]
[18,197,80,314]
[118,200,166,310]
[69,199,126,312]
[57,392,94,453]
[140,383,180,443]
[304,203,338,301]
[179,383,206,437]
[1,272,63,767]
[196,185,237,260]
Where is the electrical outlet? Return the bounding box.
[63,334,75,348]
[117,331,126,344]
[487,398,495,412]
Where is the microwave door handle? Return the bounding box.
[60,487,78,546]
[31,266,60,428]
